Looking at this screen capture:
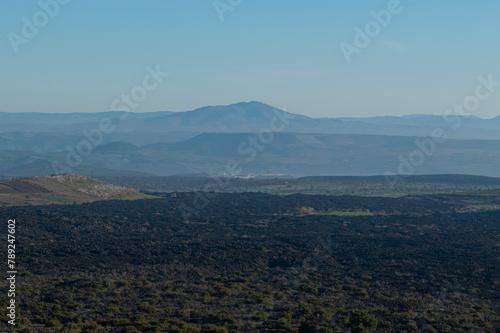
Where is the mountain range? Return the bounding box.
[1,101,500,178]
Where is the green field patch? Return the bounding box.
[470,204,498,209]
[454,189,500,195]
[464,202,498,209]
[111,193,161,200]
[36,195,70,204]
[241,181,500,197]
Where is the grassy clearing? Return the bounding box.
[464,203,498,209]
[36,195,70,204]
[245,182,500,197]
[111,193,161,200]
[33,192,160,204]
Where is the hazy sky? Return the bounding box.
[1,0,499,118]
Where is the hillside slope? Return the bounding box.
[0,174,153,207]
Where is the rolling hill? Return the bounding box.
[3,132,500,178]
[0,174,154,206]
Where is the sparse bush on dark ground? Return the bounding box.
[1,192,499,332]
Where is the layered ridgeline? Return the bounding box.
[2,101,500,141]
[2,133,500,178]
[1,101,500,177]
[0,174,153,206]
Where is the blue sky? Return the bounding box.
[1,0,499,118]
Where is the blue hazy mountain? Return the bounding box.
[2,102,500,145]
[1,102,500,177]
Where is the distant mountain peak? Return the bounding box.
[230,100,269,107]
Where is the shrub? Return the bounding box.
[202,324,229,333]
[47,319,63,328]
[348,310,378,332]
[138,302,157,313]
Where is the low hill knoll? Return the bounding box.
[0,174,155,206]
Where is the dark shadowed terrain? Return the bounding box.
[1,189,499,332]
